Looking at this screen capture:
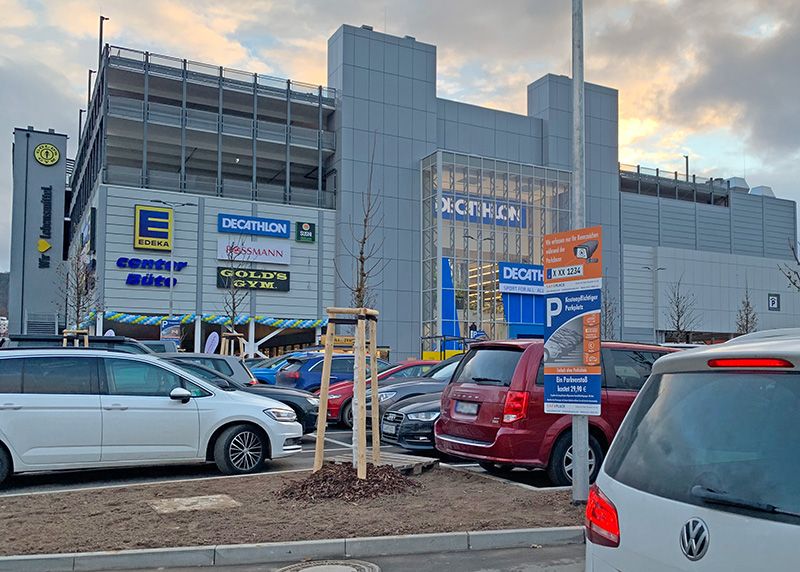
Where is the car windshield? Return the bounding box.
[250,356,284,369]
[450,348,523,386]
[431,360,459,381]
[171,360,237,388]
[605,371,800,523]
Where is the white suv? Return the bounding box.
[0,350,302,485]
[585,335,799,570]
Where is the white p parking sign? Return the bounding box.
[768,293,781,311]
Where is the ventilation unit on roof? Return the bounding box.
[726,177,749,192]
[749,185,775,197]
[361,25,373,30]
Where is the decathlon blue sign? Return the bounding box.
[498,262,544,295]
[441,195,527,228]
[217,213,291,238]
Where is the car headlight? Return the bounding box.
[264,408,297,422]
[377,392,397,402]
[306,397,320,407]
[407,410,440,422]
[328,394,342,400]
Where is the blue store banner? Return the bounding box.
[217,213,291,238]
[498,262,545,295]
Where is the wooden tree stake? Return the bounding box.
[369,318,380,463]
[312,321,336,472]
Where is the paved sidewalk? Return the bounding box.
[131,544,585,571]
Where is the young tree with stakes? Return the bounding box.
[219,235,252,339]
[664,276,699,343]
[60,252,100,330]
[335,135,388,308]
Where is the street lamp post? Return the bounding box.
[643,265,666,343]
[98,16,109,70]
[150,200,196,319]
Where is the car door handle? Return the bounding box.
[103,404,129,411]
[0,403,22,410]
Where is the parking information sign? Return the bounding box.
[160,318,182,342]
[543,226,603,416]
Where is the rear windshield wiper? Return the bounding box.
[691,485,800,518]
[470,377,504,385]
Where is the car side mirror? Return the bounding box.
[170,387,193,403]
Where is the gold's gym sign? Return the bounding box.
[216,267,290,291]
[33,143,60,166]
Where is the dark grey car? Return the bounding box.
[366,355,461,419]
[381,393,441,451]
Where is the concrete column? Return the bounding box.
[248,319,256,358]
[95,312,104,336]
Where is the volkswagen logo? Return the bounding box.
[679,518,709,561]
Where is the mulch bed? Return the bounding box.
[0,467,583,556]
[278,463,419,502]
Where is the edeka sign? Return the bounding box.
[116,257,188,288]
[218,213,291,238]
[134,205,173,251]
[543,226,603,416]
[217,237,291,265]
[441,195,527,228]
[498,262,544,295]
[216,267,290,292]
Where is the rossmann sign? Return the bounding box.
[217,213,291,238]
[441,195,527,228]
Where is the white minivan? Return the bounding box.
[0,349,303,485]
[585,336,799,570]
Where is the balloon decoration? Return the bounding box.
[80,310,327,330]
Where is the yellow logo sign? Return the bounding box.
[134,205,173,251]
[33,143,60,166]
[37,239,52,253]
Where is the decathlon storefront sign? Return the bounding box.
[441,195,527,228]
[498,262,544,295]
[217,237,291,265]
[217,213,291,238]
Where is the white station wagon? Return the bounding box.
[0,349,302,485]
[585,333,799,570]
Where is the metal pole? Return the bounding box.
[98,16,109,70]
[684,154,689,182]
[571,0,589,504]
[78,109,85,137]
[88,70,95,108]
[168,233,174,319]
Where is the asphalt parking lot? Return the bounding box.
[0,428,559,496]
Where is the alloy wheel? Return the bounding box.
[563,445,596,482]
[229,431,263,471]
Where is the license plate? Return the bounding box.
[455,401,479,415]
[382,423,397,436]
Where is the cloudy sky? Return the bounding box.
[1,0,798,270]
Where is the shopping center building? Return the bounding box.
[9,24,799,357]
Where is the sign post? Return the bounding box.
[543,226,602,502]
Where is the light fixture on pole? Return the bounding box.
[150,199,196,319]
[98,15,109,70]
[643,265,666,343]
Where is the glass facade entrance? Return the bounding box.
[421,151,572,352]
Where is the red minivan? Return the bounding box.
[434,339,674,485]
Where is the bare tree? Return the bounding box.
[664,276,699,343]
[335,134,387,308]
[59,252,100,330]
[218,235,252,334]
[779,239,800,291]
[735,282,758,335]
[601,281,618,340]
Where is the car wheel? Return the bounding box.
[479,461,515,476]
[0,447,10,486]
[340,400,353,429]
[213,424,268,475]
[547,432,604,486]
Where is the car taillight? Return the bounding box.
[708,357,793,368]
[248,379,259,386]
[283,371,301,379]
[586,484,620,548]
[502,391,529,423]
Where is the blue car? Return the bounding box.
[275,353,391,392]
[250,351,316,384]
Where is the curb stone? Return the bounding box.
[0,526,585,572]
